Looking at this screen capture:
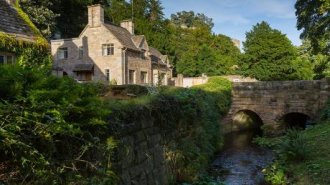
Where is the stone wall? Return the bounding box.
[114,119,170,185]
[173,74,208,87]
[222,78,330,134]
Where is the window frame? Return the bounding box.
[105,69,110,81]
[129,70,135,84]
[57,47,68,60]
[140,71,148,84]
[102,44,114,56]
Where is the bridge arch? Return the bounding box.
[279,112,312,129]
[231,109,264,132]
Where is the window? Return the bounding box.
[129,70,135,84]
[6,56,14,64]
[78,46,83,59]
[105,69,110,81]
[58,47,68,59]
[102,44,114,56]
[141,71,148,83]
[0,55,14,65]
[0,56,4,64]
[160,73,166,85]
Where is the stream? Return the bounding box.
[210,129,274,185]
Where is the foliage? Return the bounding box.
[140,77,231,182]
[295,0,330,54]
[170,11,214,30]
[0,65,117,184]
[19,0,59,39]
[0,1,50,71]
[263,161,288,185]
[0,64,232,184]
[240,21,300,81]
[298,40,330,79]
[280,129,309,161]
[174,27,241,77]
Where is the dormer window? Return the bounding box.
[102,44,114,56]
[58,47,68,59]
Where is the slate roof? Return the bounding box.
[149,47,168,66]
[0,0,36,41]
[149,47,163,58]
[104,22,139,51]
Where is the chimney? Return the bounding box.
[88,4,104,27]
[120,20,134,35]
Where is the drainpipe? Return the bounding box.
[122,48,128,84]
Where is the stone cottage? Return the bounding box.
[51,4,172,85]
[0,0,40,64]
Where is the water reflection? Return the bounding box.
[211,129,274,185]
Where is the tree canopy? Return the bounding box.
[295,0,330,54]
[240,21,300,81]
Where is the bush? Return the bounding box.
[280,129,309,161]
[263,161,288,185]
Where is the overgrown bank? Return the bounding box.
[255,102,330,185]
[0,64,232,184]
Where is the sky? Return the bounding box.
[161,0,302,47]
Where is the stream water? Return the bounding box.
[210,129,274,185]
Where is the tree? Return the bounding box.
[298,40,330,79]
[295,0,330,54]
[20,0,59,39]
[170,11,214,30]
[240,21,298,81]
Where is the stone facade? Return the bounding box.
[222,79,330,134]
[51,4,171,85]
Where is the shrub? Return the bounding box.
[280,129,309,161]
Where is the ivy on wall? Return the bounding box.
[0,0,50,71]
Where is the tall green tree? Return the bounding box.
[240,21,298,81]
[295,0,330,54]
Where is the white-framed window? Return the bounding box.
[129,70,135,84]
[78,46,83,59]
[102,44,114,56]
[105,69,110,81]
[141,71,148,83]
[0,55,15,65]
[57,47,68,59]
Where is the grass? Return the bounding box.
[255,121,330,185]
[286,121,330,185]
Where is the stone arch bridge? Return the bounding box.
[222,79,330,134]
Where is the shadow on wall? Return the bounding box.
[53,36,108,83]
